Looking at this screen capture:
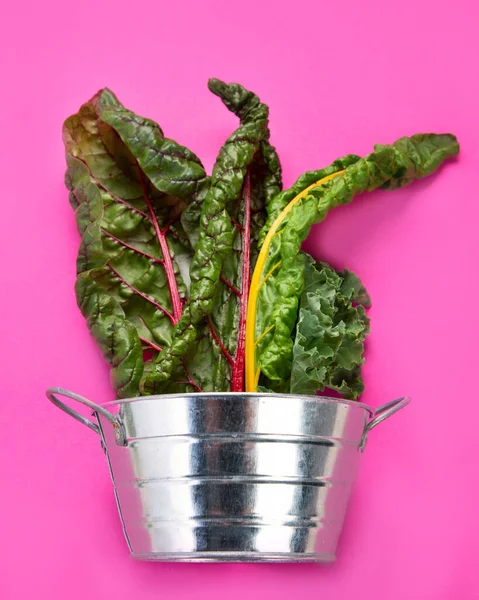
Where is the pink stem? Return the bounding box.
[207,317,234,366]
[138,169,183,324]
[231,173,251,392]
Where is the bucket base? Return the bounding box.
[131,552,336,563]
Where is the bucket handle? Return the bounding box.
[46,387,126,446]
[360,396,410,451]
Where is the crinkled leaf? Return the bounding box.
[288,256,370,399]
[63,89,210,397]
[259,155,361,244]
[339,269,371,307]
[143,79,282,393]
[250,134,459,389]
[64,84,459,401]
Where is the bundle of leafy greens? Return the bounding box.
[63,79,459,400]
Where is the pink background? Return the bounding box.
[1,0,478,598]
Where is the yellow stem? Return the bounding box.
[254,324,274,347]
[245,170,344,392]
[258,261,282,291]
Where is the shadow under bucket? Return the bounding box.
[46,389,409,562]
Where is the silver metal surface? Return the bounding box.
[46,388,126,445]
[46,389,409,563]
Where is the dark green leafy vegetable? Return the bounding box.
[63,80,459,400]
[289,255,370,399]
[63,89,210,397]
[248,134,459,390]
[259,155,361,244]
[142,79,282,393]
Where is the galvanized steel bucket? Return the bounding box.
[46,388,409,562]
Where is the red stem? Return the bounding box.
[231,174,251,392]
[107,264,174,322]
[181,359,203,392]
[102,229,165,264]
[138,169,183,324]
[140,338,203,392]
[139,337,163,352]
[220,275,241,297]
[207,317,234,366]
[230,217,245,232]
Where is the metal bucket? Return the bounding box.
[46,388,409,563]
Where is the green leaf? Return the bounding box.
[95,89,210,248]
[143,79,282,393]
[63,89,210,397]
[339,269,372,307]
[259,155,362,244]
[64,82,459,401]
[288,256,370,399]
[253,133,459,387]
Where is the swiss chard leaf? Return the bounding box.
[247,133,459,391]
[259,155,361,244]
[288,256,370,399]
[63,89,210,397]
[143,79,282,393]
[64,83,459,401]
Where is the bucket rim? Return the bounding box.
[100,392,374,415]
